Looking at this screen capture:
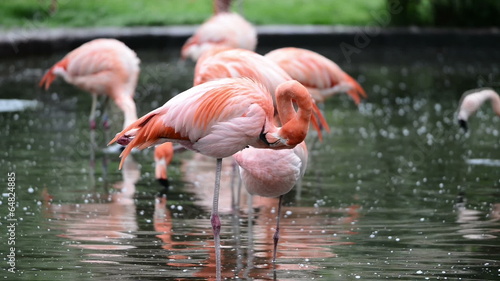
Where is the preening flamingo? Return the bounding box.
[457,88,500,131]
[181,0,257,61]
[233,141,308,262]
[154,142,175,196]
[193,48,330,139]
[109,77,313,279]
[264,47,367,105]
[39,38,140,130]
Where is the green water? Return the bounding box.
[0,45,499,280]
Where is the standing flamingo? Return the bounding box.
[264,47,367,105]
[109,77,313,280]
[181,0,257,61]
[39,38,140,131]
[154,142,175,197]
[194,48,330,139]
[457,88,500,131]
[233,141,308,262]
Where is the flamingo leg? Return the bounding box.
[272,195,284,263]
[88,94,97,188]
[211,158,223,281]
[230,160,238,211]
[244,194,254,279]
[101,96,111,130]
[89,94,98,130]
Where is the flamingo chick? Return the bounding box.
[109,77,313,278]
[457,88,500,131]
[154,142,175,197]
[265,47,367,105]
[39,38,140,130]
[233,141,308,262]
[181,0,257,61]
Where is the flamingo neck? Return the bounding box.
[214,0,231,14]
[113,93,138,129]
[276,81,312,146]
[485,90,500,117]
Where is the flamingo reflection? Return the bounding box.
[43,155,140,256]
[180,153,361,279]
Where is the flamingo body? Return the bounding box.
[39,38,140,128]
[233,142,308,198]
[110,77,312,168]
[181,12,257,61]
[265,47,366,105]
[194,48,330,138]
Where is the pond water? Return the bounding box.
[1,42,499,280]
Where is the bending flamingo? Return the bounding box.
[109,77,313,280]
[194,48,330,139]
[457,88,500,131]
[265,47,367,105]
[39,38,140,130]
[233,141,308,262]
[181,0,257,61]
[154,142,175,197]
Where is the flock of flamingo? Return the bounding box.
[38,0,499,279]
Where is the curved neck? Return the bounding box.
[114,94,138,129]
[276,81,312,146]
[485,90,500,117]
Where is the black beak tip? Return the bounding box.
[458,119,468,132]
[156,179,170,198]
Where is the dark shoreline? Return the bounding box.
[1,25,499,58]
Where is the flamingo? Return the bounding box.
[233,141,308,262]
[108,77,313,280]
[193,48,330,139]
[181,0,257,61]
[154,142,175,197]
[457,88,500,131]
[264,47,367,105]
[39,38,140,131]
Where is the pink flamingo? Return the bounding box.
[181,0,257,61]
[457,88,500,131]
[193,48,330,139]
[39,38,140,131]
[109,77,313,280]
[265,47,367,105]
[233,141,308,262]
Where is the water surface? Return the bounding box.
[0,44,499,280]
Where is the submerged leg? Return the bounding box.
[211,158,223,281]
[89,94,98,188]
[273,195,284,263]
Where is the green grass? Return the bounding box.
[0,0,386,29]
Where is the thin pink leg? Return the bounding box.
[272,195,284,263]
[211,158,222,280]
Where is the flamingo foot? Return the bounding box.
[272,226,280,263]
[211,213,221,237]
[89,120,97,130]
[211,213,222,280]
[116,135,132,146]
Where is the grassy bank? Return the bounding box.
[0,0,386,28]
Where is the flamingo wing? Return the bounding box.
[265,47,366,104]
[110,78,276,168]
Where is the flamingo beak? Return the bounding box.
[458,119,468,132]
